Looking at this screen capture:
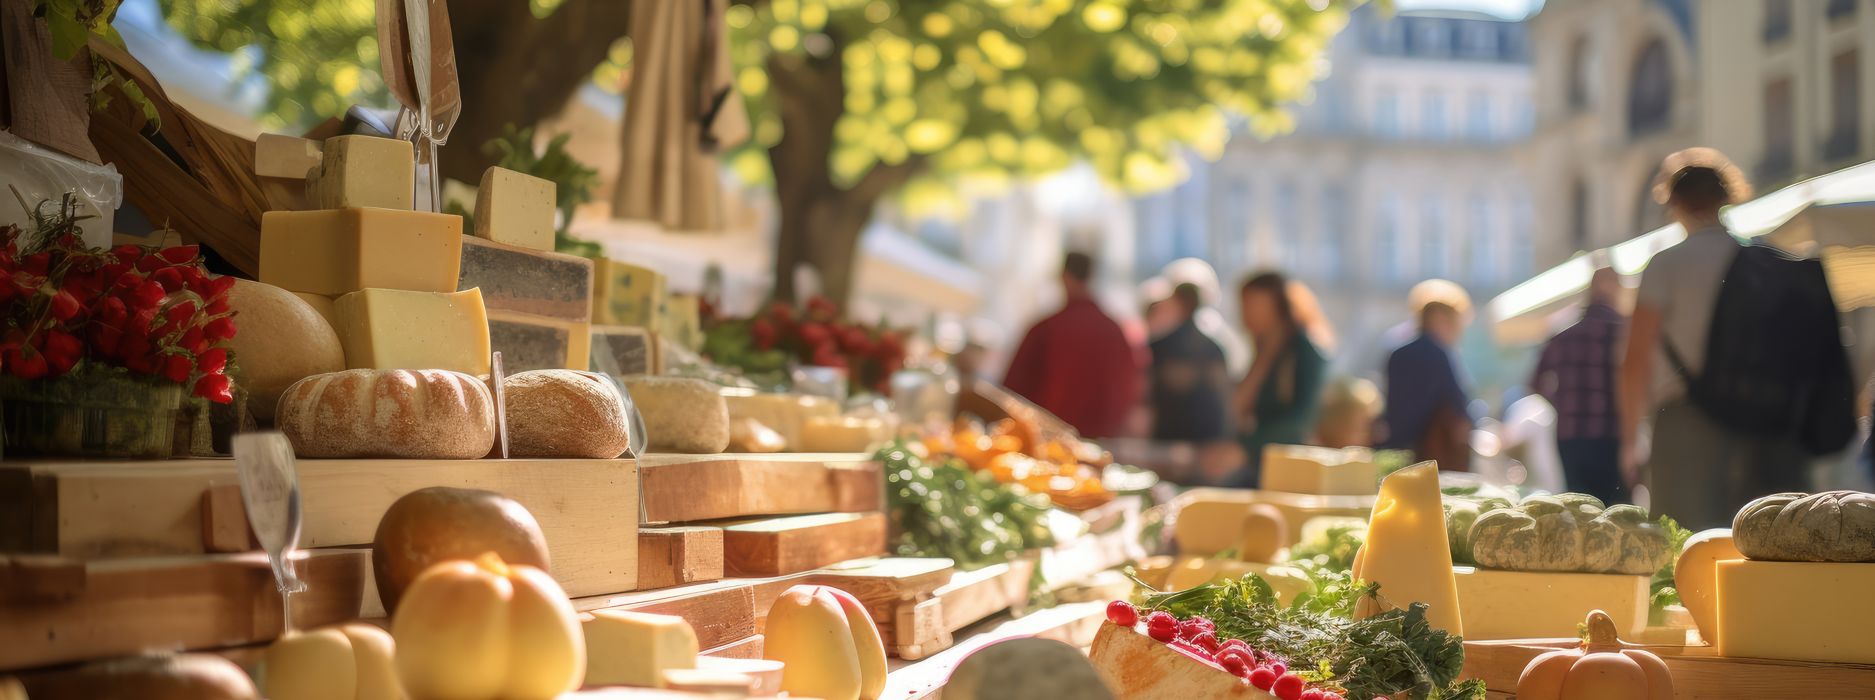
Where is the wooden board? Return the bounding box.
[638,526,724,589]
[639,453,880,524]
[1461,639,1875,698]
[721,512,887,577]
[890,559,1037,661]
[0,550,365,672]
[1088,622,1277,698]
[0,458,638,599]
[700,634,764,660]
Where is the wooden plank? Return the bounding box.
[1460,639,1875,699]
[721,512,886,577]
[700,634,764,660]
[934,559,1035,635]
[812,557,954,622]
[0,458,638,599]
[637,526,724,590]
[199,483,255,553]
[0,550,365,672]
[576,573,813,652]
[639,453,880,523]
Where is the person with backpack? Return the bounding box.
[1617,148,1857,530]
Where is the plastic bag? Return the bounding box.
[0,130,123,249]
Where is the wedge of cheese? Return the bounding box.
[304,135,414,210]
[473,167,556,251]
[1260,444,1379,496]
[1716,560,1875,664]
[259,208,462,296]
[1352,462,1463,635]
[334,288,492,376]
[582,610,699,688]
[1675,528,1741,646]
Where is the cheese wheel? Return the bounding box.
[625,376,730,453]
[225,279,345,422]
[505,370,632,458]
[277,369,496,459]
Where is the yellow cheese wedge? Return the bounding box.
[1352,462,1463,635]
[1675,528,1740,646]
[1260,444,1379,495]
[591,258,668,327]
[582,609,699,688]
[335,288,492,376]
[474,167,556,251]
[1453,567,1647,640]
[1716,559,1875,664]
[306,135,414,210]
[259,208,462,296]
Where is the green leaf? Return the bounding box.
[44,7,90,60]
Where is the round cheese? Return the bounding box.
[226,279,345,422]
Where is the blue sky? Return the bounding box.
[1397,0,1545,20]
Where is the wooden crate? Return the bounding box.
[0,458,638,598]
[1461,639,1875,698]
[639,453,880,523]
[0,550,365,672]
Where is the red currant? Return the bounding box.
[1272,674,1304,700]
[1247,667,1277,691]
[1106,600,1139,627]
[1147,621,1178,642]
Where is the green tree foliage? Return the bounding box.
[156,0,387,127]
[729,0,1358,197]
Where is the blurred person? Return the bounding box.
[1316,377,1382,449]
[1162,258,1251,377]
[1382,299,1475,470]
[1531,267,1628,504]
[1003,251,1143,439]
[1228,271,1329,487]
[1285,279,1338,355]
[1619,148,1855,529]
[1148,283,1231,443]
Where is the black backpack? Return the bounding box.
[1664,242,1857,455]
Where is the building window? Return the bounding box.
[1762,76,1796,181]
[1216,176,1253,268]
[1461,23,1499,59]
[1320,185,1350,280]
[1628,39,1674,136]
[1466,90,1493,141]
[1829,0,1857,20]
[1570,179,1591,251]
[1274,180,1301,272]
[1765,0,1793,43]
[1421,196,1448,279]
[1376,195,1407,283]
[1412,19,1448,58]
[1370,17,1406,54]
[1827,50,1862,162]
[1422,89,1447,140]
[1467,193,1495,283]
[1509,193,1534,283]
[1375,86,1401,138]
[1568,35,1596,112]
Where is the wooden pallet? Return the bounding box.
[0,458,638,599]
[638,453,880,524]
[1461,639,1875,698]
[0,550,365,672]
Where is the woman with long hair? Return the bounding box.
[1229,271,1330,487]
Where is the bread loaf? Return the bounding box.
[624,376,730,453]
[21,654,257,700]
[277,369,495,459]
[506,370,632,458]
[225,279,346,422]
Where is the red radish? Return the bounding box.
[1145,611,1176,631]
[1191,631,1219,653]
[1146,622,1177,643]
[1269,661,1288,676]
[1220,654,1248,677]
[1300,690,1325,700]
[1248,667,1277,691]
[1106,600,1138,627]
[1272,674,1304,700]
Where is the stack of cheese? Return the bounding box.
[457,168,596,375]
[590,258,670,376]
[1695,491,1875,664]
[1259,444,1380,496]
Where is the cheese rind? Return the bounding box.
[582,610,699,688]
[488,310,591,375]
[1352,463,1464,634]
[474,167,556,251]
[1260,444,1379,495]
[255,133,322,179]
[592,325,661,376]
[1716,559,1875,664]
[592,258,668,327]
[661,293,704,351]
[1453,567,1647,640]
[260,208,462,296]
[305,135,415,210]
[457,235,594,322]
[335,288,492,376]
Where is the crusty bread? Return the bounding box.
[506,370,632,458]
[624,376,730,454]
[277,369,495,459]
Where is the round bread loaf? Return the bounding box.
[21,654,257,700]
[624,376,731,453]
[506,370,632,458]
[277,369,495,459]
[224,279,344,422]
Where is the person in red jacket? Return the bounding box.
[1002,251,1143,438]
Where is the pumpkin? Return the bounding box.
[1516,610,1674,700]
[1468,494,1668,575]
[1733,491,1875,562]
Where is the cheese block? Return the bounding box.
[223,280,345,423]
[1259,444,1379,496]
[457,235,594,323]
[1675,528,1741,646]
[305,135,414,210]
[592,258,668,327]
[582,610,699,688]
[254,133,322,179]
[334,287,492,376]
[291,292,339,328]
[488,310,592,374]
[1716,559,1875,664]
[799,415,891,453]
[624,376,731,454]
[1163,558,1311,606]
[1352,462,1463,634]
[259,208,462,296]
[592,325,661,376]
[275,369,496,459]
[661,293,704,351]
[473,167,556,251]
[721,391,840,451]
[1088,623,1272,699]
[1453,567,1647,640]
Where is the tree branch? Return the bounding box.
[847,156,927,203]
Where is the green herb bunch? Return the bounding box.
[877,442,1054,571]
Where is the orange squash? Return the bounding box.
[1516,610,1674,700]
